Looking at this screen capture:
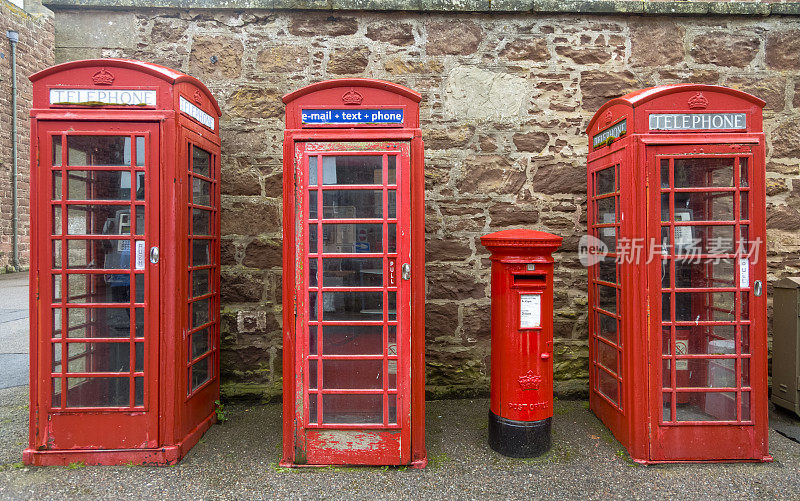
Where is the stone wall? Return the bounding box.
[46,3,800,400]
[0,1,54,272]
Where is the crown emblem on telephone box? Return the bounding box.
[518,370,542,390]
[92,68,115,86]
[688,92,709,110]
[342,90,363,105]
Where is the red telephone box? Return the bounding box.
[585,84,770,463]
[281,79,426,467]
[25,59,222,465]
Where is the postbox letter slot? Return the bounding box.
[513,274,546,286]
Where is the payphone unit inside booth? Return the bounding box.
[282,79,426,467]
[586,84,769,463]
[26,59,222,466]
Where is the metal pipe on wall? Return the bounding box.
[6,30,19,271]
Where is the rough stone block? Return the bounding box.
[225,86,283,119]
[327,47,370,75]
[188,35,244,79]
[55,10,138,49]
[256,46,308,73]
[427,265,486,300]
[221,197,281,236]
[691,32,759,68]
[426,20,482,56]
[288,14,358,37]
[221,266,264,303]
[531,159,585,195]
[425,236,472,262]
[444,66,529,123]
[489,202,539,227]
[457,155,526,195]
[766,30,800,70]
[580,70,640,112]
[629,21,684,66]
[242,237,282,269]
[513,131,549,153]
[365,21,415,46]
[499,37,549,62]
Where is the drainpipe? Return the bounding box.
[6,30,19,271]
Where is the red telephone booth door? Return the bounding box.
[293,141,412,465]
[34,121,160,450]
[647,143,768,460]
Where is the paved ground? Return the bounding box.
[0,273,28,390]
[1,386,799,500]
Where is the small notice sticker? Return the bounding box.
[135,241,146,270]
[739,258,749,289]
[520,294,542,329]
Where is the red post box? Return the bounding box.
[281,79,426,467]
[585,84,770,463]
[25,59,221,465]
[480,229,562,457]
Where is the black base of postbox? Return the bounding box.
[488,411,551,458]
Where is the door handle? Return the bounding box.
[401,263,411,280]
[754,280,762,297]
[149,246,160,264]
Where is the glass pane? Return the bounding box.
[662,292,671,321]
[661,159,670,188]
[52,378,62,408]
[52,241,62,268]
[135,137,145,166]
[309,259,318,287]
[309,326,317,355]
[52,343,62,372]
[672,325,735,355]
[191,298,210,327]
[322,325,383,355]
[66,205,131,235]
[740,325,750,354]
[662,392,672,421]
[308,225,318,252]
[661,193,669,221]
[192,268,211,297]
[53,274,61,301]
[740,190,749,220]
[192,240,211,266]
[192,209,212,235]
[309,291,317,321]
[135,206,145,236]
[308,156,318,186]
[597,339,618,374]
[135,274,144,303]
[675,292,735,321]
[321,155,382,185]
[742,391,751,421]
[64,239,131,269]
[309,359,317,390]
[135,342,143,372]
[67,136,130,166]
[308,393,318,424]
[135,172,145,200]
[66,377,129,407]
[597,226,616,254]
[388,224,396,253]
[192,146,211,177]
[190,358,210,391]
[52,172,62,199]
[52,309,62,338]
[388,190,396,219]
[389,394,397,424]
[319,291,384,321]
[53,206,62,235]
[52,136,62,166]
[388,292,396,321]
[322,394,382,424]
[67,342,130,373]
[597,313,617,344]
[662,327,671,355]
[597,259,616,284]
[597,369,618,404]
[135,308,144,338]
[387,156,396,184]
[66,273,130,303]
[675,392,736,421]
[674,157,734,188]
[320,223,384,253]
[596,196,615,224]
[63,170,135,201]
[309,191,318,219]
[675,259,735,288]
[677,358,736,388]
[322,258,383,287]
[741,357,750,388]
[739,157,748,187]
[134,377,144,407]
[673,225,735,254]
[672,192,734,221]
[597,284,616,313]
[193,178,212,207]
[389,325,397,390]
[661,259,671,288]
[322,190,383,219]
[67,307,130,338]
[596,167,615,195]
[740,292,749,320]
[190,328,210,361]
[662,358,671,388]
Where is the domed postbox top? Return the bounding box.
[480,229,563,256]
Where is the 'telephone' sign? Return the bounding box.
[50,88,156,106]
[649,113,746,131]
[302,109,403,125]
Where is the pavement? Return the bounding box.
[0,273,28,390]
[2,272,800,499]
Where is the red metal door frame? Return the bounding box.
[282,129,426,467]
[32,120,160,450]
[644,138,769,462]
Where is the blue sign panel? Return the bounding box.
[302,109,404,125]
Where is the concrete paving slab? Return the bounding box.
[1,388,799,500]
[0,355,27,390]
